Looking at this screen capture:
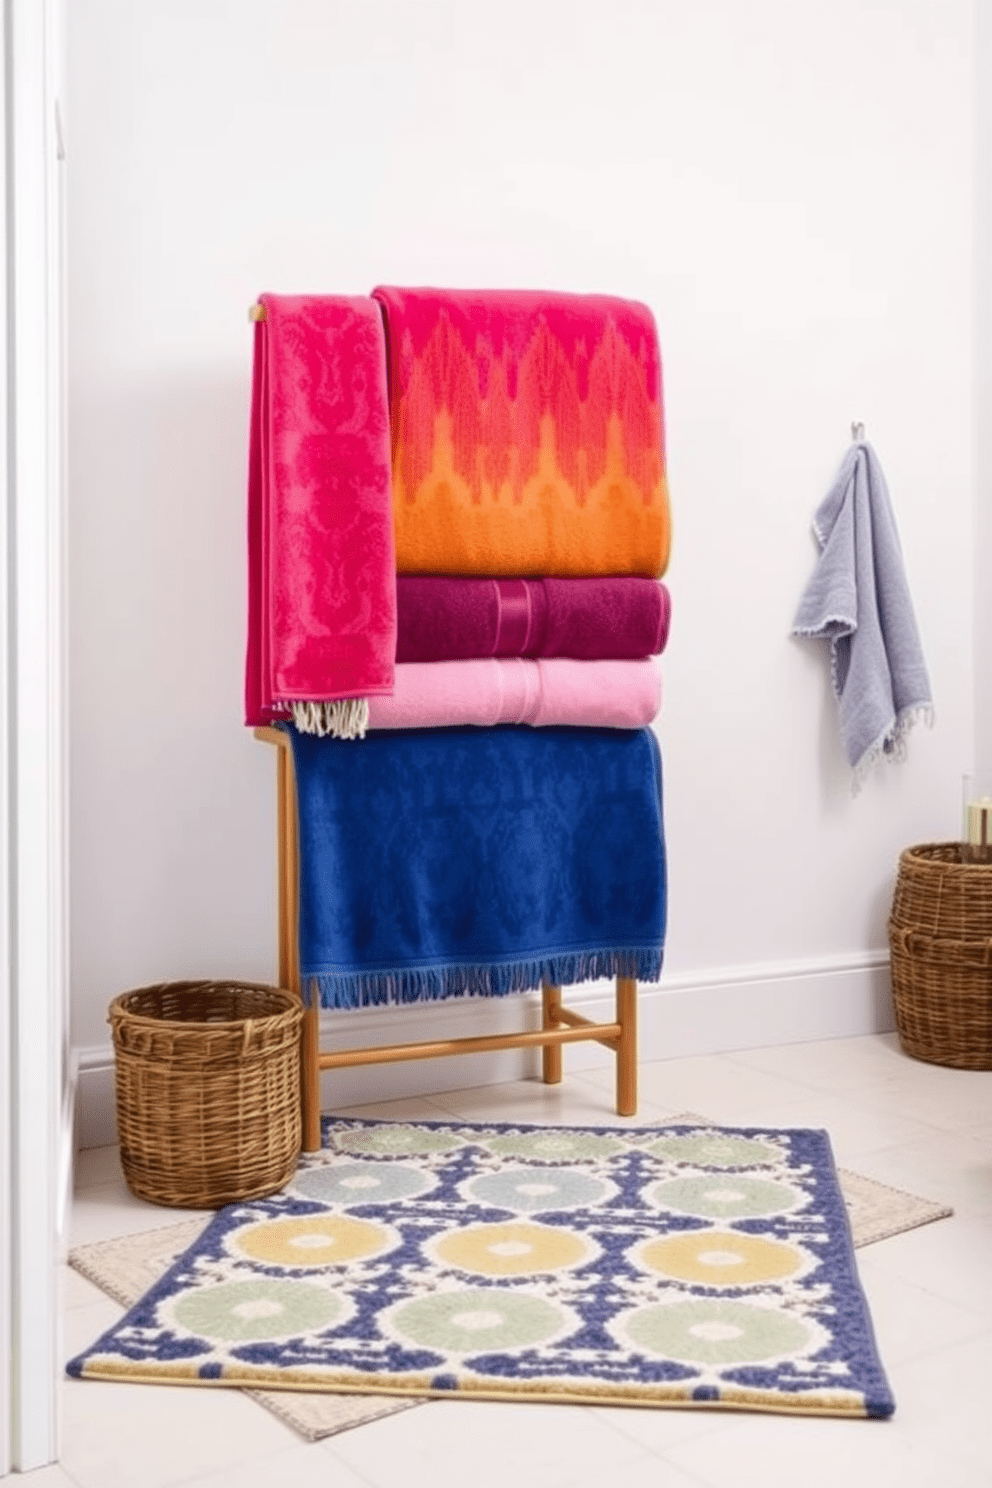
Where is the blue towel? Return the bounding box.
[791,441,933,788]
[288,724,666,1008]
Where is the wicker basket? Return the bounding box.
[109,980,304,1207]
[888,843,992,1069]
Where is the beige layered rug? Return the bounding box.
[68,1113,951,1440]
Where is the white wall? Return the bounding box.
[977,3,992,777]
[68,0,976,1139]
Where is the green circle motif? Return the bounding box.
[482,1131,625,1162]
[616,1298,817,1366]
[333,1126,463,1157]
[466,1167,613,1213]
[647,1133,783,1168]
[386,1287,572,1355]
[293,1160,434,1207]
[170,1279,345,1343]
[647,1174,801,1220]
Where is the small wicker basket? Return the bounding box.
[888,843,992,1070]
[109,980,304,1207]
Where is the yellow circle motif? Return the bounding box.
[633,1229,809,1288]
[430,1221,595,1277]
[231,1214,396,1270]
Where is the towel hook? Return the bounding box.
[851,420,866,443]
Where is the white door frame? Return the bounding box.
[3,0,67,1472]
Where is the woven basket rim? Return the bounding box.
[108,979,301,1034]
[900,841,992,869]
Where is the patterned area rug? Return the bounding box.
[68,1118,903,1419]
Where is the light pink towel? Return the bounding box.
[365,658,661,730]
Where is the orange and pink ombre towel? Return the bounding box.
[371,285,671,579]
[365,658,661,731]
[245,294,396,734]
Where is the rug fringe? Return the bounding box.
[291,698,369,739]
[305,949,664,1009]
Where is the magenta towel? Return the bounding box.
[245,294,396,729]
[395,577,671,664]
[365,658,661,730]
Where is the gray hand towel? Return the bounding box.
[792,440,932,788]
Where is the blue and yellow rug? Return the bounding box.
[67,1119,894,1418]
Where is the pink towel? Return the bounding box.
[365,658,661,730]
[245,295,396,734]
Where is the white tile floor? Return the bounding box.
[49,1033,992,1488]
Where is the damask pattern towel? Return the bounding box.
[245,294,396,735]
[395,576,671,663]
[289,725,667,1008]
[365,658,661,731]
[371,286,670,578]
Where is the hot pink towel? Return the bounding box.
[395,576,671,663]
[245,294,396,731]
[365,659,661,730]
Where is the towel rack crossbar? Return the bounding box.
[318,1020,623,1072]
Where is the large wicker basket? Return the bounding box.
[888,843,992,1069]
[109,980,304,1207]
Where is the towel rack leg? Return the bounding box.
[616,977,637,1117]
[282,754,322,1153]
[275,742,297,991]
[541,984,563,1084]
[268,726,322,1151]
[301,1001,321,1151]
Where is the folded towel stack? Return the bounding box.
[246,285,672,1005]
[245,287,672,734]
[367,285,671,733]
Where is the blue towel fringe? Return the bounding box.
[305,948,664,1010]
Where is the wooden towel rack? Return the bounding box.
[255,726,639,1151]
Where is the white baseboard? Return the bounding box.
[73,952,894,1150]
